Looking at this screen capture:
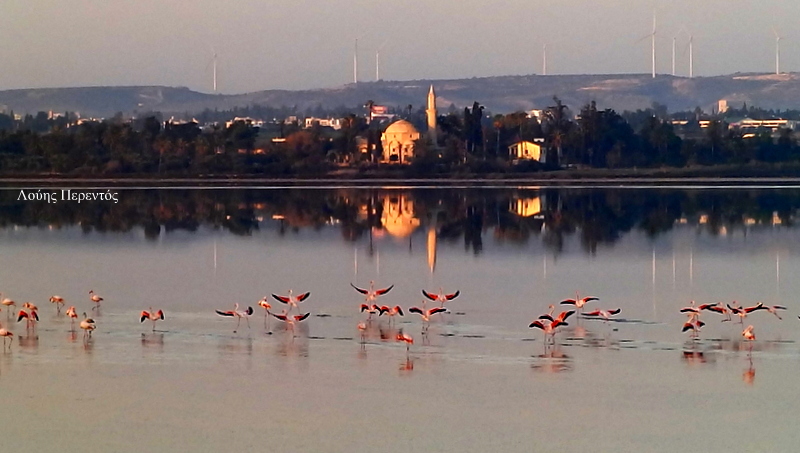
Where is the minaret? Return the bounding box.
[426,84,437,145]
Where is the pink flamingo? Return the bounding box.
[215,303,254,333]
[140,308,165,332]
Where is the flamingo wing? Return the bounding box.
[445,290,460,300]
[745,303,764,313]
[375,285,394,296]
[557,310,576,322]
[552,320,569,329]
[681,322,695,332]
[608,308,621,316]
[421,289,437,301]
[408,307,424,315]
[360,304,371,312]
[294,313,311,322]
[350,283,368,295]
[394,306,404,316]
[16,311,27,322]
[31,311,39,321]
[538,314,555,322]
[215,310,234,317]
[377,306,390,315]
[560,299,578,306]
[582,310,602,317]
[244,307,254,316]
[581,297,599,303]
[529,320,545,330]
[295,292,311,302]
[271,313,288,321]
[271,294,291,304]
[157,310,165,320]
[429,307,447,315]
[140,311,150,322]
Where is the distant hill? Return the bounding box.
[2,73,800,118]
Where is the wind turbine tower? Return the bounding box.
[376,41,388,81]
[773,28,782,75]
[672,37,676,76]
[651,12,656,78]
[354,38,359,84]
[542,43,547,75]
[213,52,217,93]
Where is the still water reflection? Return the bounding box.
[0,186,799,452]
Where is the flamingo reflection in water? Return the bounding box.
[396,330,413,360]
[215,304,254,333]
[530,347,573,373]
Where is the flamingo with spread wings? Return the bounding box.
[215,304,254,333]
[422,288,460,308]
[271,290,311,314]
[140,308,165,332]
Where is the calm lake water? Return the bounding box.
[1,185,800,452]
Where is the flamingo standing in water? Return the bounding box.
[421,288,460,309]
[80,312,96,339]
[560,292,599,314]
[65,306,78,329]
[49,296,65,313]
[89,290,104,310]
[742,325,756,354]
[351,281,394,304]
[582,308,622,324]
[396,331,413,357]
[408,305,447,332]
[682,318,706,338]
[271,310,310,335]
[357,321,367,347]
[378,305,404,325]
[215,304,254,333]
[0,322,12,350]
[271,290,311,315]
[538,306,575,324]
[529,318,569,345]
[360,303,381,320]
[1,295,15,316]
[140,308,165,332]
[17,309,39,330]
[257,297,273,333]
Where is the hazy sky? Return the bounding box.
[1,0,798,94]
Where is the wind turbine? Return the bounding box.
[672,36,676,76]
[376,40,389,81]
[354,38,359,84]
[542,43,547,75]
[637,11,657,78]
[205,48,218,93]
[678,27,693,78]
[774,27,781,75]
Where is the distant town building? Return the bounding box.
[717,100,729,114]
[304,117,343,130]
[224,117,263,128]
[508,140,544,161]
[728,118,796,132]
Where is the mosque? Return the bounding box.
[379,85,437,163]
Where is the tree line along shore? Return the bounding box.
[2,99,800,178]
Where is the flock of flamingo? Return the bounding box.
[0,284,796,365]
[679,300,791,351]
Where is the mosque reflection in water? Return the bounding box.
[2,187,799,256]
